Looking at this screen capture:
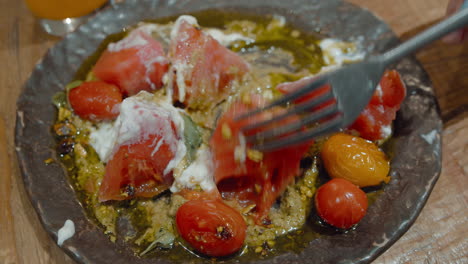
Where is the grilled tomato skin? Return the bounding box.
[321,133,390,187]
[68,81,122,121]
[176,199,246,257]
[315,178,368,229]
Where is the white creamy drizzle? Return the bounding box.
[107,31,148,52]
[57,219,75,246]
[380,124,392,139]
[135,23,169,40]
[375,84,383,99]
[170,147,216,192]
[108,23,169,52]
[90,122,118,162]
[170,15,198,40]
[107,25,170,91]
[168,15,199,103]
[421,130,437,145]
[204,28,254,46]
[89,92,187,176]
[319,38,365,66]
[142,54,168,90]
[174,62,192,102]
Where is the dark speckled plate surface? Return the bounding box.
[15,0,442,263]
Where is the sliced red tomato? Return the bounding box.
[68,81,122,121]
[349,70,406,141]
[93,29,169,96]
[97,96,184,202]
[98,134,175,201]
[210,94,311,222]
[176,199,246,257]
[169,18,250,108]
[315,178,368,229]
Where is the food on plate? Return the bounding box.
[315,178,368,229]
[168,15,250,108]
[68,81,122,121]
[349,70,406,141]
[321,133,390,187]
[176,199,247,257]
[52,12,406,260]
[93,28,169,96]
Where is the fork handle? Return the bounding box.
[381,4,468,65]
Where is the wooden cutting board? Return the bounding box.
[0,0,466,263]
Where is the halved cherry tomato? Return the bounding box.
[321,133,390,187]
[349,70,406,141]
[176,199,247,257]
[98,134,175,201]
[68,81,122,121]
[315,178,368,229]
[93,30,169,96]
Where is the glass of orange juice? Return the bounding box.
[24,0,109,36]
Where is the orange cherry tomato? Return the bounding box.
[315,178,368,229]
[321,133,390,187]
[176,199,246,257]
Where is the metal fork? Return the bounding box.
[238,7,468,151]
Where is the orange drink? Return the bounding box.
[25,0,108,20]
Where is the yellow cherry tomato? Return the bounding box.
[321,133,390,187]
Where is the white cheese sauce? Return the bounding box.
[168,15,199,103]
[205,28,254,46]
[319,38,365,66]
[171,146,216,192]
[57,219,75,246]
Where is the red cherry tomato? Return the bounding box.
[176,199,247,257]
[68,81,122,121]
[315,178,368,229]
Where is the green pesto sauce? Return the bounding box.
[54,10,388,263]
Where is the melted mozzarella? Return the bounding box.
[57,219,75,246]
[89,92,186,175]
[170,147,216,192]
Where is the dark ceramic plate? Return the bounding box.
[15,0,442,263]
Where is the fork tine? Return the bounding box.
[251,114,343,152]
[246,102,340,143]
[235,76,328,121]
[241,89,335,132]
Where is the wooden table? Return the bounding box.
[1,0,467,263]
